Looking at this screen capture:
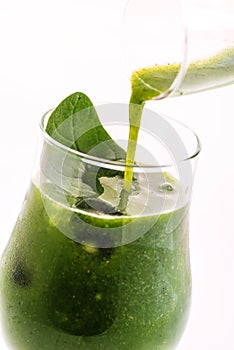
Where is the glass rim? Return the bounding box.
[39,107,201,170]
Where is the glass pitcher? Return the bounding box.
[25,0,233,105]
[123,0,234,101]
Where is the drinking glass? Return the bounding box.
[0,103,201,349]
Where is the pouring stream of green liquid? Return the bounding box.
[120,46,234,207]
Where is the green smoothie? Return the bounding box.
[131,46,234,104]
[0,178,191,349]
[123,46,234,192]
[0,96,193,348]
[2,45,231,350]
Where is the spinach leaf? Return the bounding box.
[45,92,125,160]
[44,92,126,204]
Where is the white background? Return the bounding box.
[0,0,234,349]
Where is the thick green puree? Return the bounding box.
[0,183,191,350]
[124,46,234,191]
[131,46,234,104]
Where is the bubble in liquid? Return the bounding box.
[159,182,175,192]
